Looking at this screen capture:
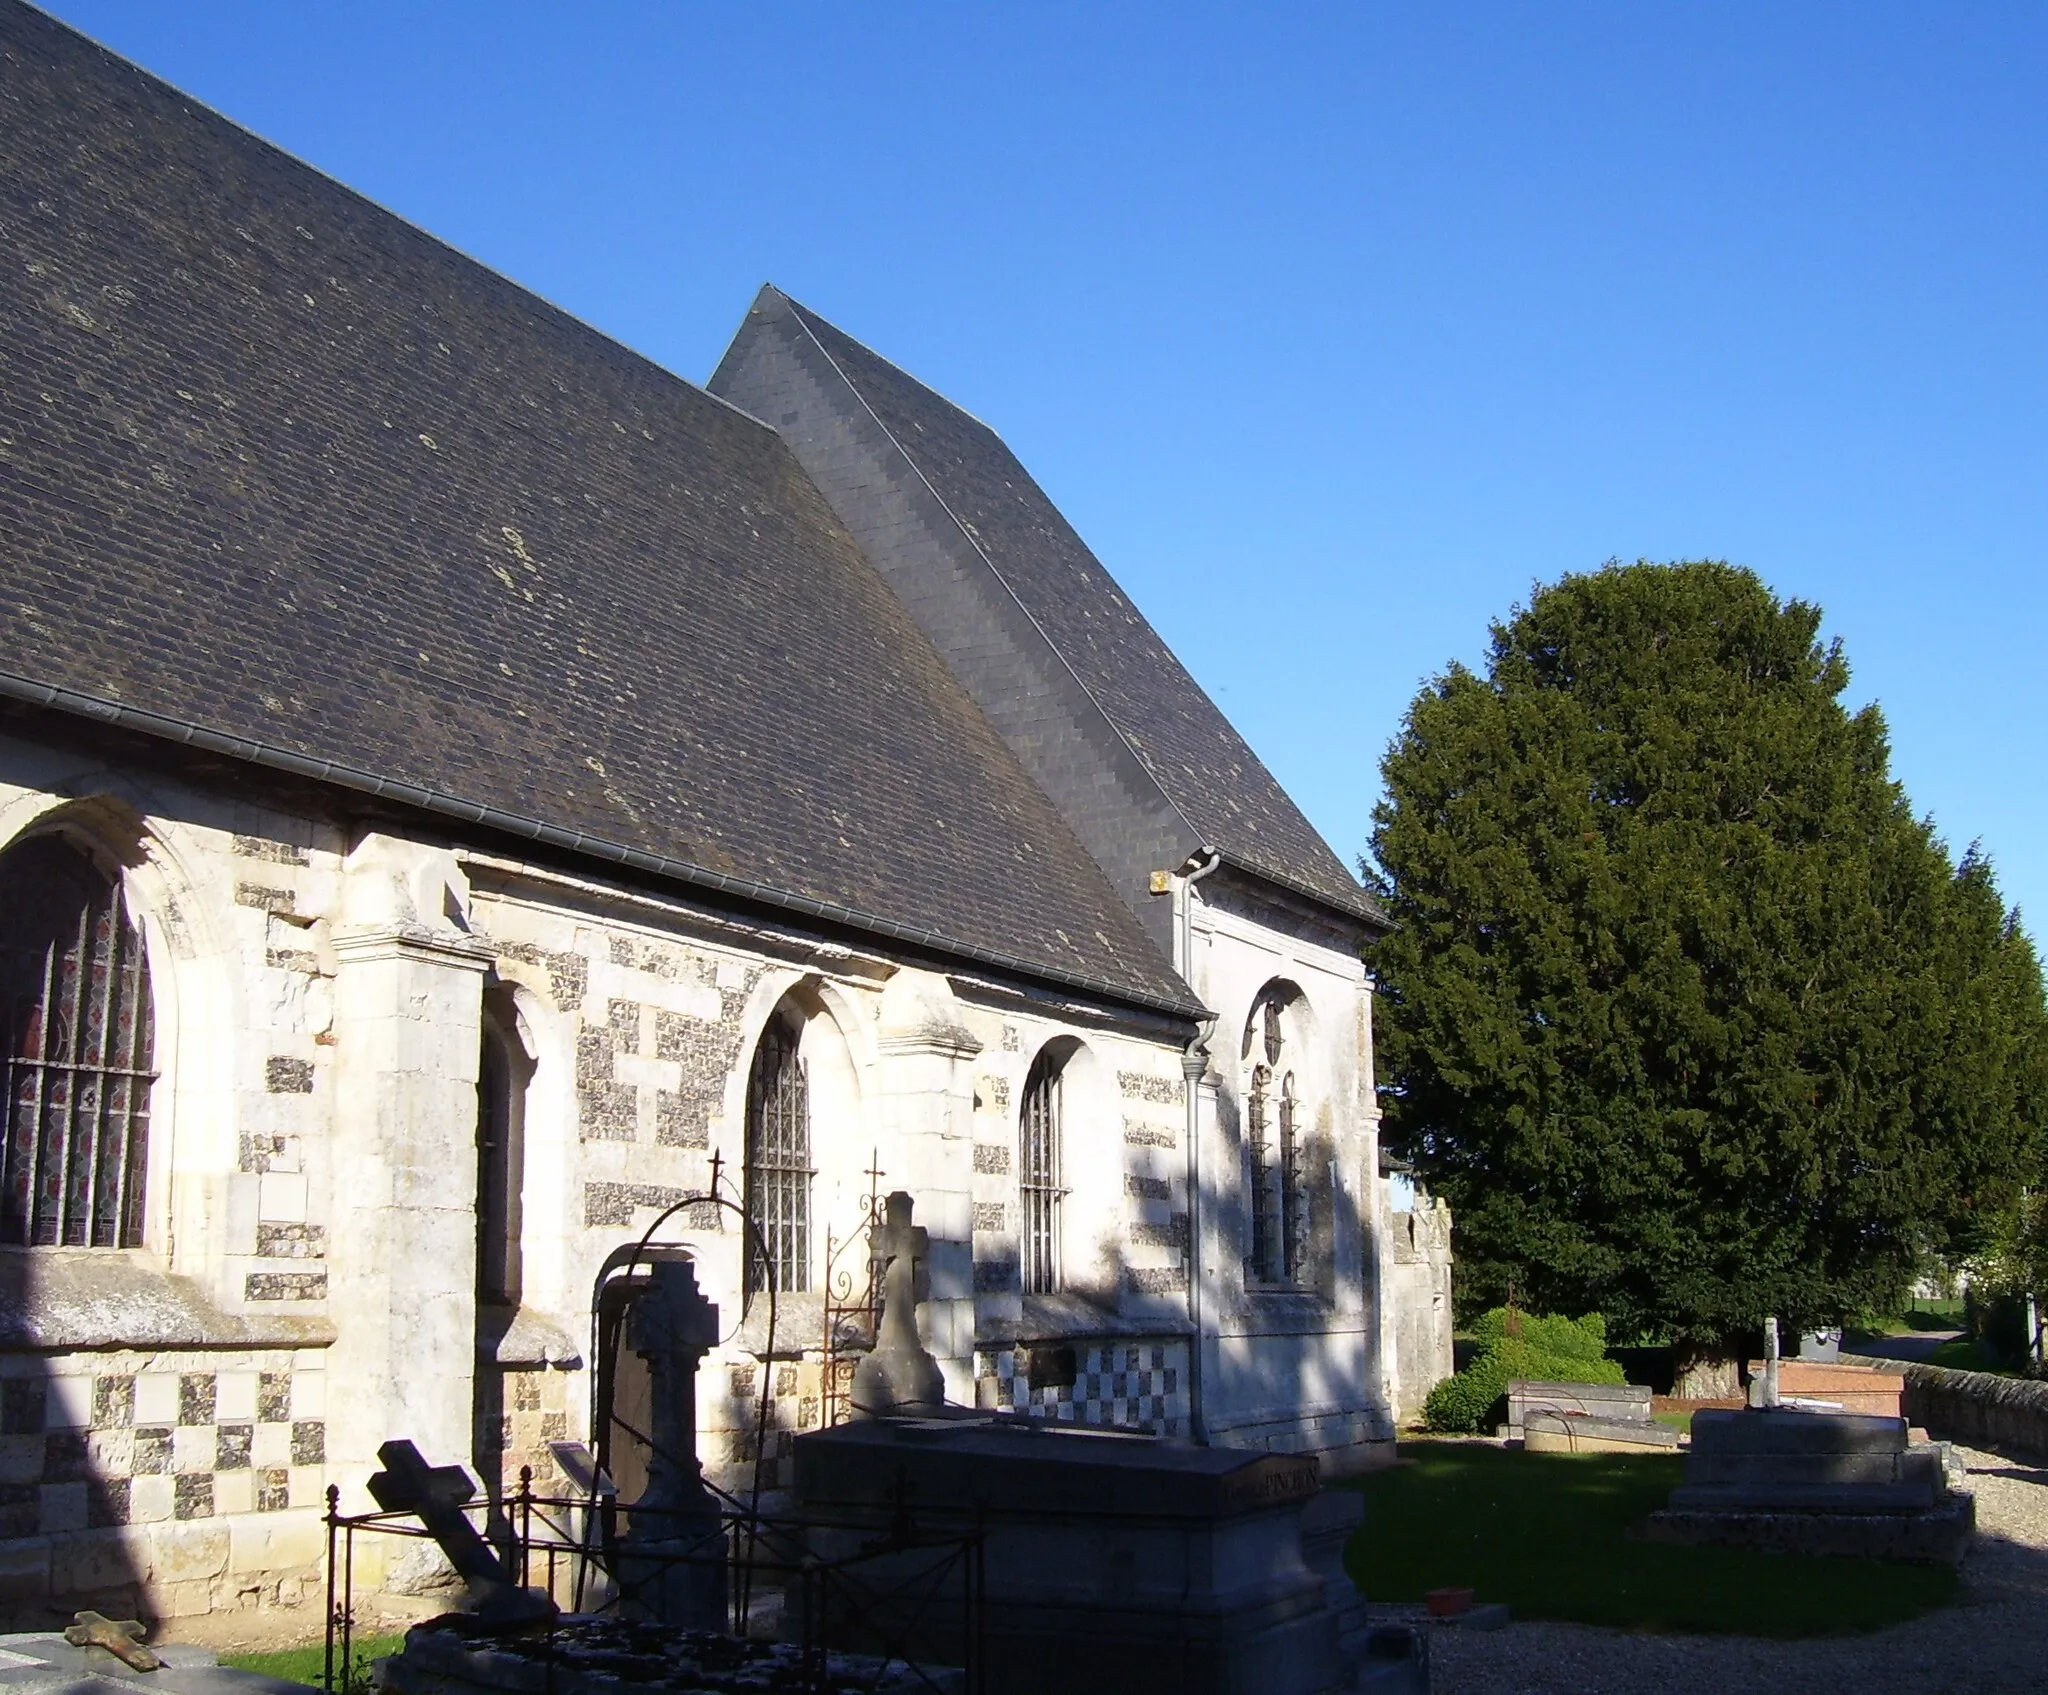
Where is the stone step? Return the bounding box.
[1682,1449,1941,1489]
[1668,1479,1942,1515]
[1687,1408,1908,1456]
[1524,1411,1679,1452]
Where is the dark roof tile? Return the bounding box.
[0,2,1193,1013]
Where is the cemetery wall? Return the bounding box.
[1901,1362,2048,1457]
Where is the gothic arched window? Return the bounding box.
[1243,989,1304,1287]
[744,1009,811,1294]
[0,835,155,1247]
[1246,1064,1274,1279]
[1019,1049,1064,1295]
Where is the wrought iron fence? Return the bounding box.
[321,1465,983,1695]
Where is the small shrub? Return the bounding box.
[1423,1309,1626,1432]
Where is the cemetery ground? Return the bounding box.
[1350,1436,2048,1694]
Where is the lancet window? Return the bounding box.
[1244,990,1305,1286]
[1019,1049,1064,1295]
[475,998,529,1305]
[0,835,155,1248]
[744,1009,812,1294]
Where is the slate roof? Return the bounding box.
[0,3,1196,1015]
[710,288,1384,934]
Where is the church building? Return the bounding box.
[0,2,1452,1624]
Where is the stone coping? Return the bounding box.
[794,1411,1321,1519]
[476,1306,583,1370]
[0,1252,334,1352]
[977,1292,1191,1345]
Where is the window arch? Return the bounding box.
[744,1006,812,1294]
[1019,1048,1065,1295]
[1242,988,1304,1286]
[0,835,155,1247]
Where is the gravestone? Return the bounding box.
[367,1441,557,1626]
[1645,1408,1974,1564]
[617,1255,727,1629]
[1505,1380,1676,1454]
[849,1191,945,1415]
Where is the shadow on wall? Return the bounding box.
[1202,1074,1387,1465]
[0,1251,150,1626]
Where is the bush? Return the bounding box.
[1424,1309,1627,1433]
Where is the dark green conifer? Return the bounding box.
[1370,560,2048,1393]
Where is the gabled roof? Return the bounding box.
[0,3,1197,1016]
[710,287,1385,939]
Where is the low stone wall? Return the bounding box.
[1901,1362,2048,1457]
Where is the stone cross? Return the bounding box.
[851,1190,945,1414]
[64,1612,160,1672]
[625,1255,721,1527]
[367,1439,557,1625]
[618,1255,726,1629]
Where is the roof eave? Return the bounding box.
[0,668,1208,1024]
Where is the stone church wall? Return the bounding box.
[0,731,1417,1623]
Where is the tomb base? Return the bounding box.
[1643,1408,1974,1566]
[376,1617,952,1695]
[790,1414,1364,1695]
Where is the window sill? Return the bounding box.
[0,1248,336,1351]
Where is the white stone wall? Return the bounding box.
[1385,1198,1455,1424]
[0,736,1431,1622]
[1178,872,1403,1471]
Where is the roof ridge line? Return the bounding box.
[774,292,1211,860]
[0,667,1207,1022]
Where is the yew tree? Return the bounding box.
[1368,561,2048,1395]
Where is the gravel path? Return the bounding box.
[1405,1445,2048,1694]
[1839,1332,1962,1364]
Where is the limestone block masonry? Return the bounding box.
[0,1349,327,1621]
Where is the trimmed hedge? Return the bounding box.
[1425,1309,1626,1433]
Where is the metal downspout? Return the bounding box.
[1179,848,1221,1443]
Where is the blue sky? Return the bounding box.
[37,2,2048,936]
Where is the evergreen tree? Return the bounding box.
[1369,561,2048,1393]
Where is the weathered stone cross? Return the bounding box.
[851,1190,944,1414]
[367,1439,557,1625]
[64,1612,160,1671]
[617,1254,726,1629]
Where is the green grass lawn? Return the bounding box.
[220,1632,406,1690]
[1343,1440,1956,1636]
[1925,1336,2012,1373]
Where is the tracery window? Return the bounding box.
[744,1009,812,1294]
[0,835,155,1248]
[1244,990,1304,1285]
[1019,1049,1064,1295]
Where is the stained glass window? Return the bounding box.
[0,836,154,1248]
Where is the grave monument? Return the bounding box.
[615,1257,727,1630]
[849,1192,945,1416]
[1644,1316,1974,1565]
[796,1189,1390,1694]
[367,1441,558,1626]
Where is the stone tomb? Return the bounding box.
[1644,1408,1973,1565]
[791,1416,1367,1695]
[0,1629,304,1695]
[1504,1381,1677,1455]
